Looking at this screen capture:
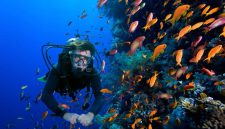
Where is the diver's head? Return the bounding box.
[69,50,92,72]
[63,38,96,73]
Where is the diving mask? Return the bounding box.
[69,50,92,71]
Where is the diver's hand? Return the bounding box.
[77,112,94,126]
[63,113,80,124]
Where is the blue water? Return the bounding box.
[0,0,112,128]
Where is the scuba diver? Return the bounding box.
[41,38,104,126]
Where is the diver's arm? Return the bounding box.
[89,73,104,115]
[41,69,66,117]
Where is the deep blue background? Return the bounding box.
[0,0,112,128]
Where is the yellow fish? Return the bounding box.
[204,45,222,63]
[175,25,192,41]
[150,44,167,62]
[169,4,190,27]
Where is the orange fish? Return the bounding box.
[184,82,195,90]
[108,108,117,113]
[189,48,205,63]
[218,12,225,18]
[163,116,170,125]
[127,6,140,16]
[169,4,190,26]
[158,32,167,40]
[121,74,125,81]
[149,109,157,117]
[201,67,215,76]
[175,66,188,79]
[219,31,225,38]
[125,0,129,5]
[108,49,118,55]
[219,26,225,38]
[143,18,158,31]
[163,0,170,7]
[198,4,206,9]
[135,75,143,83]
[185,72,193,79]
[160,22,164,30]
[204,45,222,63]
[203,18,215,25]
[100,88,112,94]
[131,118,142,129]
[104,113,118,122]
[214,81,225,86]
[129,21,139,33]
[168,68,176,76]
[173,0,181,6]
[191,22,204,31]
[149,116,160,123]
[185,11,194,19]
[201,5,210,16]
[205,7,220,17]
[164,14,172,22]
[150,44,167,62]
[147,71,159,87]
[158,93,173,100]
[124,113,132,119]
[42,111,48,120]
[58,104,70,109]
[175,25,192,41]
[169,99,178,109]
[173,49,183,67]
[148,124,152,129]
[127,36,145,55]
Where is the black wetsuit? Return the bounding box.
[41,66,104,117]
